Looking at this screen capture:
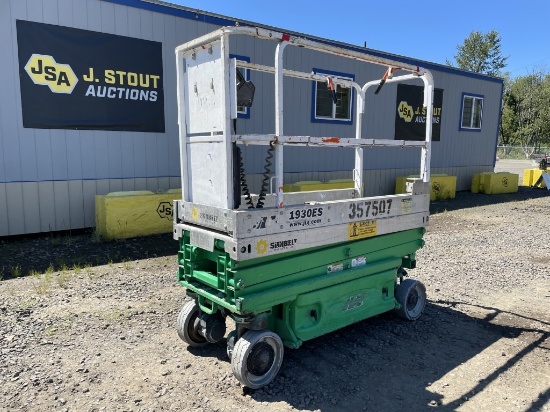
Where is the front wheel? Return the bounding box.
[231,330,284,389]
[176,300,208,347]
[395,279,426,321]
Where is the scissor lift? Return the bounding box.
[173,26,435,388]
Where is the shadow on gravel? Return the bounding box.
[211,301,547,411]
[430,187,549,215]
[0,230,177,280]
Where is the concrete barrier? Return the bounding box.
[95,189,180,240]
[283,179,354,192]
[522,168,547,188]
[471,172,519,194]
[396,174,456,201]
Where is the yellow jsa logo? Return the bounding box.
[24,54,78,94]
[397,101,414,122]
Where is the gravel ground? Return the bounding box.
[0,188,549,412]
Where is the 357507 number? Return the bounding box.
[348,199,392,219]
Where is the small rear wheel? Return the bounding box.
[176,300,208,347]
[395,279,426,320]
[231,330,284,389]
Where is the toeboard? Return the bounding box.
[174,191,429,260]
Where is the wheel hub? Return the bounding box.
[407,289,419,310]
[247,342,275,376]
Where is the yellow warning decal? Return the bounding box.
[348,220,377,240]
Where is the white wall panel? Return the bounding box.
[25,0,44,21]
[158,177,170,192]
[21,182,40,233]
[94,133,110,179]
[66,132,83,180]
[53,181,71,230]
[68,180,84,229]
[122,179,135,191]
[107,133,122,178]
[96,179,110,196]
[79,130,96,178]
[1,2,22,183]
[37,181,56,233]
[134,178,147,191]
[86,0,102,31]
[6,184,24,235]
[82,180,97,228]
[99,0,116,33]
[0,184,9,236]
[35,130,54,181]
[146,178,158,191]
[51,132,69,180]
[109,179,123,193]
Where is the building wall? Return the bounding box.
[0,0,503,236]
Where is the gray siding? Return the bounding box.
[0,0,503,236]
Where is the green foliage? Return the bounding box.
[499,68,550,152]
[447,30,508,77]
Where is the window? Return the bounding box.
[311,68,354,124]
[230,54,251,119]
[460,93,483,130]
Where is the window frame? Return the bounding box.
[230,54,251,119]
[459,92,484,131]
[311,68,354,125]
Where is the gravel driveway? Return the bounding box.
[1,188,549,411]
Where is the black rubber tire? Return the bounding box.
[231,330,284,389]
[395,279,427,321]
[176,300,208,347]
[226,330,237,359]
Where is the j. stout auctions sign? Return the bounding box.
[16,20,165,132]
[394,84,443,141]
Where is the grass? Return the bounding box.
[11,265,22,278]
[33,271,54,295]
[56,263,72,288]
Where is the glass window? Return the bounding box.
[312,69,354,124]
[461,94,483,130]
[230,54,251,119]
[236,67,248,115]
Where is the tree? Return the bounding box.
[500,68,550,157]
[447,30,508,77]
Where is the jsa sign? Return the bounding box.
[17,20,165,132]
[394,84,443,141]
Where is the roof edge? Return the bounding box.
[102,0,504,85]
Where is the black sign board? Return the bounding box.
[16,20,165,132]
[395,84,442,141]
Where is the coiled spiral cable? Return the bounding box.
[237,140,275,209]
[256,140,275,209]
[237,146,255,209]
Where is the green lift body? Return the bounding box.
[173,26,434,388]
[178,227,424,349]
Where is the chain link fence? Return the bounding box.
[496,146,550,160]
